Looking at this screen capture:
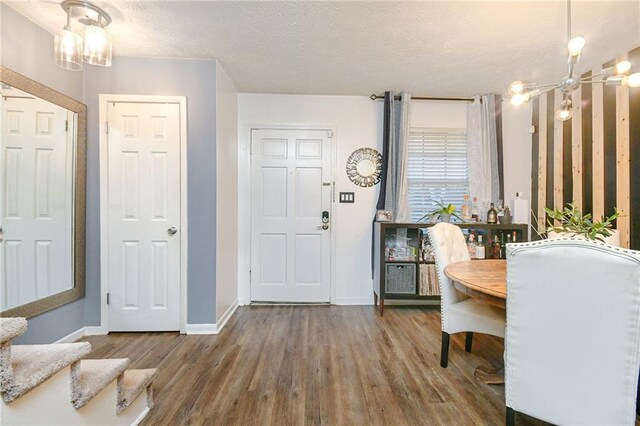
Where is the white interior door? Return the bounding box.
[1,94,74,310]
[250,129,332,303]
[106,101,181,331]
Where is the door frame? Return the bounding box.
[98,94,188,333]
[239,124,337,305]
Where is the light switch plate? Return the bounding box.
[339,192,355,203]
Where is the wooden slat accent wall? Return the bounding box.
[530,46,640,249]
[537,93,548,234]
[571,86,583,207]
[592,65,605,221]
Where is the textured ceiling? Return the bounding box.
[5,1,640,96]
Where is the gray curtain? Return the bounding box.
[383,91,411,222]
[467,94,503,205]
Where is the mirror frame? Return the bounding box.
[0,66,87,318]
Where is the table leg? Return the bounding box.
[379,298,384,316]
[474,364,504,385]
[374,292,378,307]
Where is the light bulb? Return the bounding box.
[83,24,112,66]
[567,36,585,57]
[555,99,573,121]
[615,60,632,75]
[508,80,525,96]
[510,93,527,106]
[54,26,83,71]
[626,72,640,88]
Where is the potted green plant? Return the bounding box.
[419,200,462,223]
[543,203,620,245]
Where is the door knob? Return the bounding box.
[318,210,330,230]
[167,226,178,235]
[0,226,3,242]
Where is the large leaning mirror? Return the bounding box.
[0,66,86,318]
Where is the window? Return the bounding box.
[407,128,469,222]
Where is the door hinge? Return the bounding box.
[327,130,333,138]
[65,120,69,132]
[249,270,252,283]
[106,293,110,305]
[105,121,109,134]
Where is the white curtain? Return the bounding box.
[467,94,501,206]
[384,91,412,222]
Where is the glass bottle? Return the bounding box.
[476,235,486,259]
[461,194,471,222]
[467,232,477,259]
[471,197,479,222]
[487,203,498,224]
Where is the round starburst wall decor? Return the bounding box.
[346,148,382,187]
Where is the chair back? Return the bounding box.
[505,239,640,425]
[548,229,621,247]
[428,223,471,329]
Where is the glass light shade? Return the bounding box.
[54,27,83,71]
[510,93,528,106]
[567,36,585,57]
[83,24,112,66]
[615,60,632,75]
[626,72,640,88]
[555,99,573,121]
[508,80,524,96]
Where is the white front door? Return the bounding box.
[1,95,74,310]
[250,129,332,303]
[106,101,182,331]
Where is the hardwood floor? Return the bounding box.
[81,306,544,425]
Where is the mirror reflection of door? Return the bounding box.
[0,85,75,310]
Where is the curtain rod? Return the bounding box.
[369,94,475,102]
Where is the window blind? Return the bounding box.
[407,129,469,222]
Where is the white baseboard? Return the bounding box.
[215,300,239,333]
[85,325,108,335]
[186,300,239,335]
[185,323,217,335]
[131,406,151,426]
[333,297,374,305]
[54,327,86,343]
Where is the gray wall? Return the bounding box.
[1,3,86,343]
[84,58,218,325]
[2,4,219,342]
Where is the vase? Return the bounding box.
[439,214,451,223]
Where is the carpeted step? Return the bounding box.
[0,318,27,345]
[71,358,131,409]
[116,368,158,415]
[1,342,92,403]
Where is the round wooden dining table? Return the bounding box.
[444,259,507,309]
[444,259,507,384]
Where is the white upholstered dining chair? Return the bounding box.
[505,239,640,426]
[548,229,621,247]
[428,223,506,368]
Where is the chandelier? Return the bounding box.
[54,0,113,71]
[508,0,639,121]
